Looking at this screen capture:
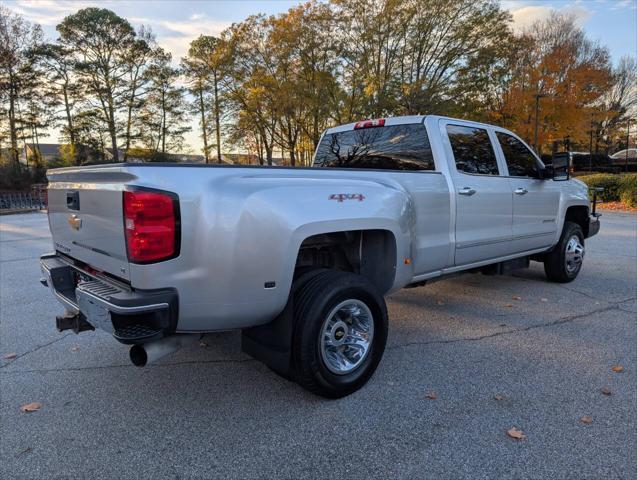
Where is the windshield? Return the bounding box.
[313,124,435,171]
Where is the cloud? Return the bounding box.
[6,1,229,62]
[9,0,114,26]
[508,4,592,31]
[129,15,229,61]
[610,0,637,10]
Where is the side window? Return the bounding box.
[446,125,499,175]
[496,132,539,177]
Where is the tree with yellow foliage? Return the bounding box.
[489,13,612,154]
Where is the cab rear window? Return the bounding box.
[313,124,435,171]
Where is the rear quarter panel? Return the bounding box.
[125,166,417,331]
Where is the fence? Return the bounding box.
[0,191,47,211]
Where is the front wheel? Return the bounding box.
[544,221,585,283]
[292,270,388,398]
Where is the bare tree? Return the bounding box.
[0,5,42,163]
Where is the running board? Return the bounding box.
[480,256,530,275]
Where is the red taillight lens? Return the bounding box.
[354,118,385,129]
[123,190,178,263]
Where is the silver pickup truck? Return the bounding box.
[40,115,600,397]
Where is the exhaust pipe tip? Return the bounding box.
[128,334,200,367]
[130,344,148,367]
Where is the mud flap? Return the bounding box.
[241,299,296,379]
[241,268,325,380]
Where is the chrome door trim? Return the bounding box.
[456,231,556,249]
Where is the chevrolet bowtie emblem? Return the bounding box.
[68,214,82,231]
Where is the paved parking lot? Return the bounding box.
[1,211,635,479]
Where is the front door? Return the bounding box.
[443,122,513,266]
[494,131,560,252]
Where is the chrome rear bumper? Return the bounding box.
[40,253,178,343]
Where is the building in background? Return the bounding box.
[20,144,61,166]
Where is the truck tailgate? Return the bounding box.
[47,167,131,281]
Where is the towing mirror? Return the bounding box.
[551,154,570,181]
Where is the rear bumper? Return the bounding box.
[40,253,178,343]
[587,215,601,238]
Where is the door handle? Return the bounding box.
[514,187,528,195]
[458,187,476,196]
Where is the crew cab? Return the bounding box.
[40,115,600,398]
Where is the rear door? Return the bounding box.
[494,131,560,252]
[47,168,130,280]
[441,121,513,266]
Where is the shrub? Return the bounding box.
[577,173,637,207]
[576,174,622,202]
[0,160,47,191]
[618,174,637,207]
[0,161,33,191]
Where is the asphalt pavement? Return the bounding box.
[1,211,635,479]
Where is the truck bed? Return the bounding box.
[46,162,451,331]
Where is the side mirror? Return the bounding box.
[551,154,570,181]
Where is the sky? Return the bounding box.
[4,0,637,153]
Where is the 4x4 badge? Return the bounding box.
[329,193,365,202]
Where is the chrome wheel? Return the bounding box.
[565,235,584,274]
[319,299,374,375]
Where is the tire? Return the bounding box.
[292,269,388,398]
[543,221,585,283]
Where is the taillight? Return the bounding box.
[354,118,385,129]
[123,190,179,263]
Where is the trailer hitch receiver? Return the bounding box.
[55,311,95,334]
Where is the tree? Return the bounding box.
[57,8,137,162]
[595,56,637,153]
[0,5,43,164]
[137,48,190,156]
[122,27,155,160]
[182,35,229,163]
[332,0,409,118]
[182,42,213,162]
[268,1,341,162]
[290,2,341,150]
[222,3,341,166]
[490,12,612,154]
[329,0,511,120]
[19,79,52,167]
[74,108,110,162]
[36,43,80,163]
[12,43,52,168]
[222,16,280,165]
[2,0,630,172]
[401,0,512,116]
[227,111,266,165]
